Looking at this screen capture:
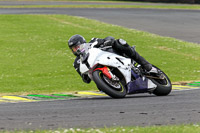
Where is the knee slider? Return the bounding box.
[117,39,129,47]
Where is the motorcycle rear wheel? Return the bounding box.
[150,66,172,96]
[93,70,127,98]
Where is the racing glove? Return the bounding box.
[92,38,105,48]
[81,74,91,84]
[103,39,115,47]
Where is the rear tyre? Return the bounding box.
[150,66,172,96]
[93,70,126,98]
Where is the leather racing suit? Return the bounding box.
[73,37,152,83]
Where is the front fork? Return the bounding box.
[94,66,119,81]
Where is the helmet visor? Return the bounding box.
[71,43,88,56]
[71,45,81,53]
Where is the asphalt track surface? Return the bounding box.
[0,89,200,130]
[0,2,200,130]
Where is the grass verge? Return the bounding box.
[2,124,200,133]
[0,4,200,10]
[0,14,200,94]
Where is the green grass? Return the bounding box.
[1,3,200,10]
[0,0,122,2]
[0,14,200,95]
[2,124,200,133]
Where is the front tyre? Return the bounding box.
[92,70,126,98]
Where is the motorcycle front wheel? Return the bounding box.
[92,70,127,98]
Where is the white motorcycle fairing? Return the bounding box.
[79,47,132,84]
[77,43,172,97]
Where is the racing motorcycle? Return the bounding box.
[78,42,172,98]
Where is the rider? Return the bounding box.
[68,34,152,84]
